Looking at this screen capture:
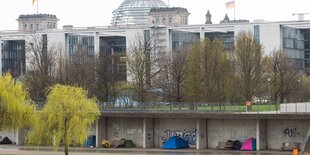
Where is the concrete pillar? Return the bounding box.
[256,119,260,150]
[256,119,267,150]
[94,32,99,55]
[16,129,25,145]
[96,116,107,147]
[166,28,171,53]
[0,37,2,75]
[200,27,205,40]
[196,118,207,150]
[143,118,154,148]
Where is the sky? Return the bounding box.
[0,0,310,30]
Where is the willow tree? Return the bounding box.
[0,73,34,131]
[27,85,100,155]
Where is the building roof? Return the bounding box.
[18,14,58,20]
[150,7,188,13]
[111,0,167,26]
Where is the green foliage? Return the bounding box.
[185,38,232,102]
[234,31,264,101]
[0,73,35,131]
[26,85,101,155]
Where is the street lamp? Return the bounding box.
[267,77,271,111]
[297,79,301,102]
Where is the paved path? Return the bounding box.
[0,145,292,155]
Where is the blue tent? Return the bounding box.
[162,136,189,149]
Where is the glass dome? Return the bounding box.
[111,0,168,26]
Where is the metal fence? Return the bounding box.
[36,102,310,113]
[97,102,280,113]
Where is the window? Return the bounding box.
[169,17,172,24]
[254,25,260,43]
[162,18,166,25]
[30,24,33,30]
[24,24,27,30]
[36,24,39,29]
[155,18,159,25]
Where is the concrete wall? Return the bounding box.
[260,23,281,55]
[143,118,154,148]
[96,117,107,147]
[107,117,144,147]
[258,120,267,150]
[197,119,207,149]
[207,119,256,149]
[0,131,17,144]
[154,118,197,148]
[267,120,310,149]
[281,103,310,113]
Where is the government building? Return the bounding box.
[1,0,310,79]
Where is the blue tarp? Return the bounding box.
[162,136,189,149]
[84,135,96,148]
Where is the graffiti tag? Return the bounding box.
[283,128,300,137]
[162,129,197,145]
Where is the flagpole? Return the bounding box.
[37,0,39,14]
[234,0,236,20]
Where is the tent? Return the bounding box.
[241,138,256,151]
[163,136,189,149]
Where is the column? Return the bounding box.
[256,119,267,150]
[143,118,154,148]
[16,129,25,145]
[94,32,99,55]
[256,119,260,151]
[96,116,107,147]
[200,27,205,40]
[0,37,2,75]
[196,118,207,150]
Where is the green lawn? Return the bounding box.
[103,103,280,112]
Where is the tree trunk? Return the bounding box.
[65,144,69,155]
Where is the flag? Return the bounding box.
[32,0,37,6]
[226,0,235,9]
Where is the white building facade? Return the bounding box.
[1,20,310,78]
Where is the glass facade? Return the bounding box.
[171,30,199,52]
[301,29,310,69]
[1,40,26,77]
[282,26,305,70]
[68,35,94,59]
[254,25,260,43]
[111,0,167,26]
[205,32,235,51]
[100,36,127,81]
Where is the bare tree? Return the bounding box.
[25,34,57,102]
[233,31,264,102]
[156,50,187,102]
[269,50,300,103]
[127,32,164,102]
[94,51,114,102]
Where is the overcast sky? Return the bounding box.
[0,0,309,30]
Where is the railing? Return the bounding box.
[36,102,310,113]
[97,102,280,113]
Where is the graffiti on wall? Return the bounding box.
[162,129,197,145]
[127,129,142,135]
[283,128,300,137]
[218,127,254,141]
[112,123,120,138]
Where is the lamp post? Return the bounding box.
[298,79,301,102]
[267,77,271,111]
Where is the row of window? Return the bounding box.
[23,22,56,30]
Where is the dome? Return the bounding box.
[111,0,168,26]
